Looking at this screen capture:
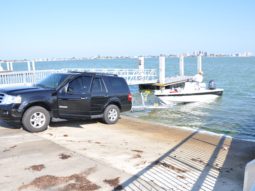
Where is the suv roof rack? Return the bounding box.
[95,73,118,77]
[67,70,118,77]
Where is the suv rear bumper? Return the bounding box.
[0,104,22,123]
[121,104,132,112]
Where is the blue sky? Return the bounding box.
[0,0,254,59]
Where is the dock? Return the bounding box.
[0,55,201,88]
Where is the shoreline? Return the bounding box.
[123,114,255,143]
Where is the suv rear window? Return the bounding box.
[103,76,129,93]
[92,78,106,93]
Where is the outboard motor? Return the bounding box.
[208,80,216,90]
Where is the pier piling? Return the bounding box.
[6,62,10,71]
[9,62,13,71]
[197,55,202,73]
[138,57,144,71]
[31,60,36,71]
[179,55,185,76]
[159,56,165,84]
[138,56,145,80]
[27,61,31,71]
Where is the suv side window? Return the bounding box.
[92,78,105,93]
[103,76,128,93]
[68,76,92,94]
[82,76,92,92]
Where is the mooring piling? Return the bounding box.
[6,62,13,71]
[138,56,145,71]
[31,60,36,71]
[159,56,166,84]
[27,61,31,71]
[179,55,185,76]
[197,55,202,73]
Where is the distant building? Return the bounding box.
[245,52,253,57]
[232,52,253,57]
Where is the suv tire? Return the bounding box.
[103,104,120,124]
[22,106,50,132]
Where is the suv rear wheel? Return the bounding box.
[22,106,50,132]
[103,104,120,124]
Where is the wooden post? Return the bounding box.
[179,55,184,76]
[197,55,202,73]
[159,56,165,84]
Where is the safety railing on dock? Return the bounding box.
[69,68,158,85]
[0,70,58,87]
[0,68,158,87]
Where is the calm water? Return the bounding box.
[4,57,255,140]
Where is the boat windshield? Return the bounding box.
[165,82,185,89]
[35,73,69,89]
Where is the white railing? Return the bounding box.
[0,68,158,86]
[0,70,59,86]
[73,68,158,85]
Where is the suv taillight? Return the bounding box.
[128,93,132,102]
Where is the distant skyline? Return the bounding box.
[0,0,255,59]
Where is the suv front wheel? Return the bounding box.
[22,106,50,132]
[103,104,120,124]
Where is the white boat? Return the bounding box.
[154,77,224,104]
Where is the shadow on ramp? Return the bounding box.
[115,130,255,191]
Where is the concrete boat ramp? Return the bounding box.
[0,116,255,191]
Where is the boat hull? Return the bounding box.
[156,89,224,104]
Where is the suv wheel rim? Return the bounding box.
[108,108,118,122]
[30,112,46,128]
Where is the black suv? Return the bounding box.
[0,72,132,132]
